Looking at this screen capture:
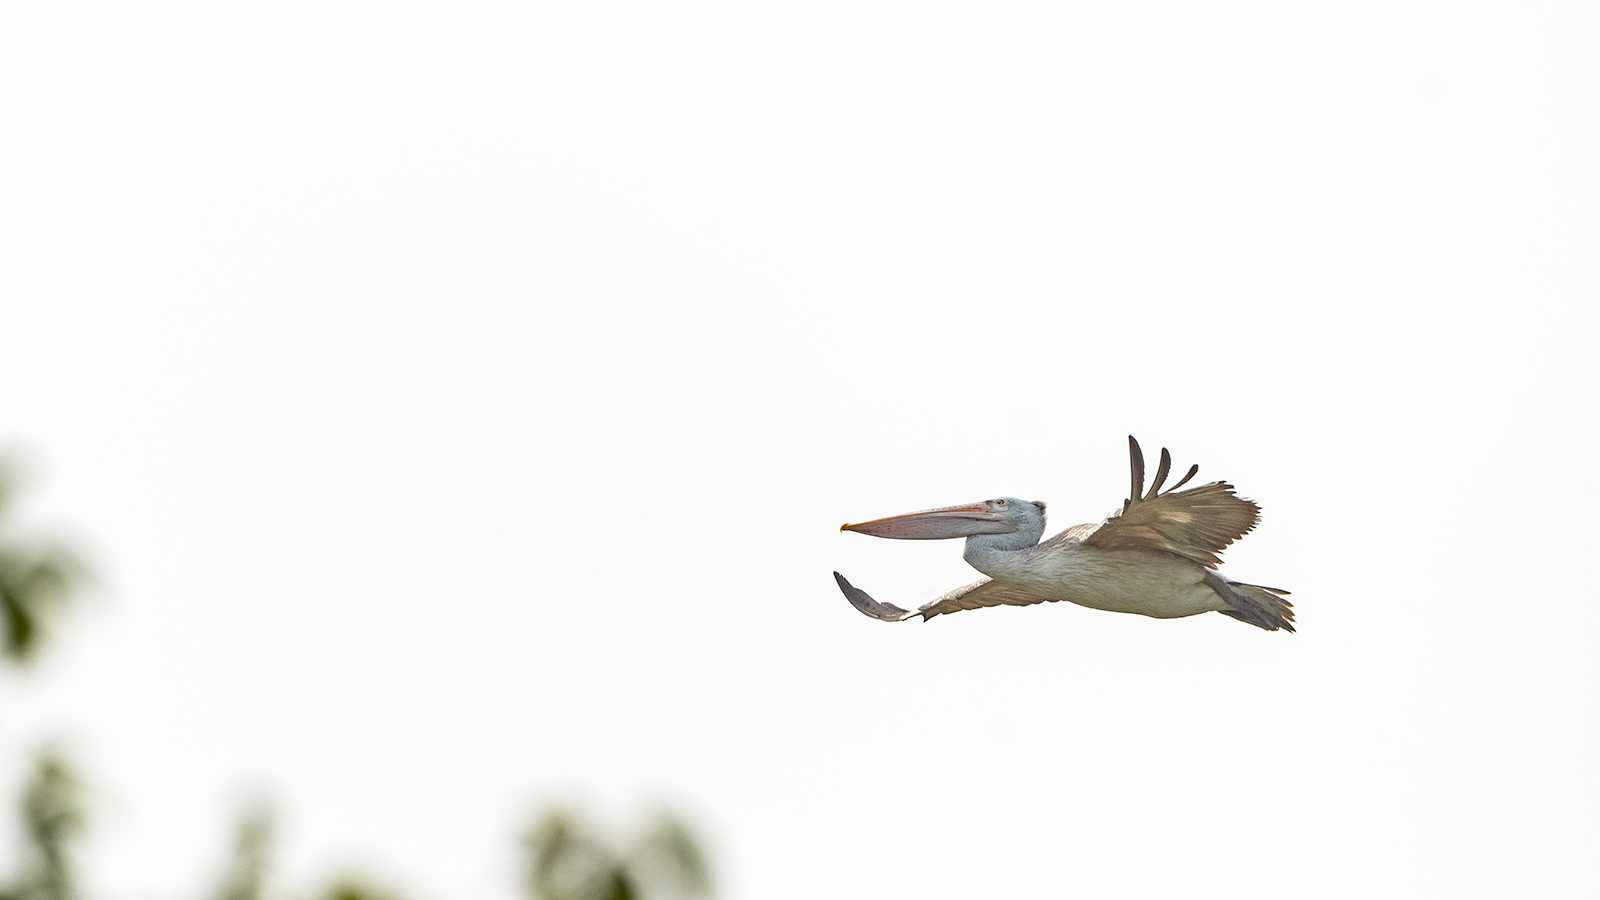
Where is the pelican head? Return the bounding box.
[841,497,1047,548]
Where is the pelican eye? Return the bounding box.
[993,498,1008,508]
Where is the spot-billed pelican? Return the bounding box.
[834,437,1292,631]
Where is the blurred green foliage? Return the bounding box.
[0,453,714,900]
[525,809,711,900]
[0,459,83,664]
[215,803,274,900]
[312,879,404,900]
[0,750,84,900]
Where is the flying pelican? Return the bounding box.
[834,437,1292,631]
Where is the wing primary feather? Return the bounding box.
[834,571,912,622]
[1126,435,1144,514]
[1145,447,1173,500]
[1168,463,1200,493]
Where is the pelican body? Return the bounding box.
[834,437,1292,631]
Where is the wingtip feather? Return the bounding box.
[833,571,912,622]
[1146,448,1173,500]
[1126,436,1144,513]
[1169,463,1200,493]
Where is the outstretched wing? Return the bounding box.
[1073,436,1260,568]
[834,571,1056,623]
[834,571,915,621]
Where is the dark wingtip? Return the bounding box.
[1146,447,1173,500]
[1169,463,1200,493]
[1126,436,1144,513]
[833,571,911,622]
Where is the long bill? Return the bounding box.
[840,501,1011,540]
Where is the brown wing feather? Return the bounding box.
[1081,437,1261,568]
[915,577,1056,621]
[1060,522,1102,542]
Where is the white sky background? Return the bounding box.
[2,2,1598,898]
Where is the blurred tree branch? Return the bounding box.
[215,803,274,900]
[0,750,84,900]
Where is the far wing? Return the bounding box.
[834,571,1056,623]
[1076,436,1260,568]
[834,571,915,621]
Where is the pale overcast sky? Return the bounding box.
[2,2,1597,899]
